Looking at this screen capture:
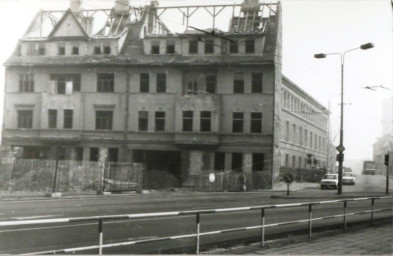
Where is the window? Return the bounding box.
[285,121,289,141]
[58,46,65,55]
[231,153,243,172]
[182,111,193,131]
[155,111,165,131]
[138,111,148,131]
[103,46,111,54]
[214,152,225,171]
[94,46,101,54]
[299,127,303,145]
[166,40,175,54]
[285,154,289,167]
[298,156,302,168]
[200,111,211,132]
[64,110,73,129]
[140,73,149,92]
[108,148,118,162]
[229,40,238,53]
[95,111,113,130]
[186,80,197,95]
[156,73,166,93]
[189,39,198,54]
[252,153,264,172]
[97,73,114,92]
[245,39,255,53]
[250,112,262,133]
[232,112,244,133]
[310,132,313,148]
[292,155,296,168]
[206,74,216,93]
[50,74,81,94]
[19,74,34,92]
[204,39,214,54]
[293,124,296,143]
[233,73,244,93]
[38,46,46,55]
[151,41,159,54]
[75,147,83,161]
[48,110,57,129]
[17,110,33,129]
[72,46,79,55]
[90,148,99,162]
[251,72,263,93]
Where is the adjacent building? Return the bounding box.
[2,0,328,189]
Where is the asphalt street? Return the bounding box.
[0,174,392,254]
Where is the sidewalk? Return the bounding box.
[207,222,393,255]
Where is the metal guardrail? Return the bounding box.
[0,195,392,255]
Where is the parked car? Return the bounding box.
[343,172,356,185]
[320,173,338,189]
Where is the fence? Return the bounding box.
[279,168,326,182]
[0,158,143,193]
[1,195,392,255]
[196,171,271,192]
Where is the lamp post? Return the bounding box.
[314,42,374,194]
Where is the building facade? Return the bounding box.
[2,0,326,189]
[280,76,329,171]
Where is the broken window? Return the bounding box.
[97,73,114,92]
[166,40,175,54]
[204,39,214,54]
[189,39,198,54]
[232,112,244,133]
[231,153,243,172]
[156,73,166,93]
[50,74,81,94]
[19,74,34,92]
[90,148,99,162]
[48,109,57,129]
[138,111,148,131]
[108,148,118,162]
[252,153,264,172]
[17,110,33,129]
[200,111,211,132]
[151,41,160,54]
[140,73,149,93]
[245,39,255,53]
[229,40,238,54]
[233,73,244,93]
[95,111,113,130]
[251,72,263,93]
[250,112,262,133]
[155,111,165,131]
[64,110,73,129]
[182,111,193,132]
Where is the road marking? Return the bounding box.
[15,215,58,220]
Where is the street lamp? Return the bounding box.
[314,42,374,194]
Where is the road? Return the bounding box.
[0,174,392,254]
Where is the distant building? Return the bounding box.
[2,0,328,189]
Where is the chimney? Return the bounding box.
[114,0,130,15]
[70,0,82,13]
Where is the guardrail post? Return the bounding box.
[261,208,265,247]
[371,198,375,226]
[196,213,200,254]
[98,219,103,255]
[308,204,312,238]
[343,201,347,231]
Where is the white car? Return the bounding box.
[343,172,356,185]
[320,174,338,189]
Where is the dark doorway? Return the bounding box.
[134,150,181,189]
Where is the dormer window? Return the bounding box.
[103,46,111,54]
[245,39,255,53]
[151,41,160,54]
[58,46,66,55]
[94,46,101,54]
[189,39,198,54]
[204,39,214,54]
[166,40,175,54]
[72,46,79,55]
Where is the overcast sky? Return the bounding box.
[0,0,391,167]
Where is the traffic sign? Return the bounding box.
[336,145,345,152]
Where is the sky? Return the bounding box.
[0,0,391,167]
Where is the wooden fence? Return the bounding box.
[0,158,143,193]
